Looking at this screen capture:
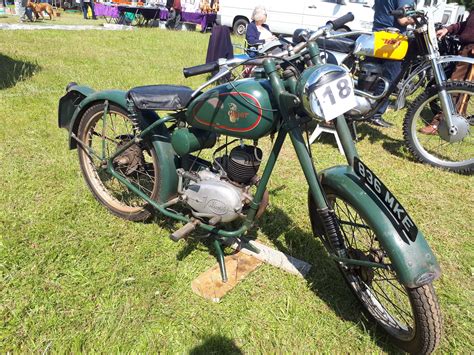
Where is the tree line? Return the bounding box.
[450,0,473,11]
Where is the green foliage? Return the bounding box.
[0,12,473,353]
[450,0,474,10]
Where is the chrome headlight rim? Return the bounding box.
[301,64,351,119]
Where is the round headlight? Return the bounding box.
[297,64,351,119]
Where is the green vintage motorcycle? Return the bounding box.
[58,14,442,353]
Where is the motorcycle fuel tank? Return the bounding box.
[354,31,409,60]
[186,79,279,140]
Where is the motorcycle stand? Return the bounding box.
[213,237,228,283]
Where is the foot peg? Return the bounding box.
[170,220,199,242]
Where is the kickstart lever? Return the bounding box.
[169,219,200,242]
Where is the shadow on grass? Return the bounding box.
[306,120,415,163]
[158,190,401,351]
[257,205,400,354]
[189,335,242,355]
[0,54,40,90]
[354,122,418,163]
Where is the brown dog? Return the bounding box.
[27,1,56,21]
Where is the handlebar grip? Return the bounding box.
[391,8,406,18]
[183,61,219,78]
[327,12,354,30]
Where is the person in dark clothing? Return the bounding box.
[80,0,97,20]
[371,0,414,128]
[165,0,181,29]
[420,9,474,134]
[245,6,276,51]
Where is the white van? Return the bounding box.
[217,0,376,36]
[217,0,456,36]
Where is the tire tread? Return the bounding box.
[403,81,474,174]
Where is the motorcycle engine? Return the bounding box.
[178,144,263,223]
[346,61,384,116]
[357,62,383,92]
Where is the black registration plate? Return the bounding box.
[354,157,418,243]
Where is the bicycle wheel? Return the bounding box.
[309,191,442,354]
[77,103,160,221]
[403,81,473,173]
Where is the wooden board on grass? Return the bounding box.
[191,252,263,302]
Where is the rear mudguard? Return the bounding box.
[58,84,179,203]
[310,165,441,289]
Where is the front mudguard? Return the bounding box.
[57,84,179,203]
[309,165,441,289]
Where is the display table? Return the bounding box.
[94,3,216,30]
[117,5,163,26]
[95,3,163,26]
[94,3,119,22]
[159,9,216,32]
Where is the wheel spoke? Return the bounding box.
[79,108,158,217]
[407,84,474,170]
[328,194,417,339]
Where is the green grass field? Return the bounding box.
[0,13,473,353]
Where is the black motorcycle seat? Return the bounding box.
[127,85,194,111]
[316,37,355,53]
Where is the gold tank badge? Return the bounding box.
[227,103,249,123]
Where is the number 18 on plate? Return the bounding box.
[314,74,357,121]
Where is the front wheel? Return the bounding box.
[309,192,442,354]
[77,103,161,221]
[403,81,473,173]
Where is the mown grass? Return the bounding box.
[0,14,473,353]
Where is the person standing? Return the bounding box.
[80,0,97,20]
[370,0,414,128]
[165,0,181,29]
[420,8,474,134]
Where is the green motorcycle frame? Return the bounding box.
[58,73,440,289]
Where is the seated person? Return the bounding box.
[245,6,276,56]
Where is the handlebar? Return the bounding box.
[183,61,219,78]
[183,12,354,83]
[326,12,355,31]
[391,8,406,18]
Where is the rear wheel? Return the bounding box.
[77,103,160,221]
[403,81,474,173]
[309,192,442,354]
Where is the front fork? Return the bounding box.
[430,55,457,131]
[264,58,359,256]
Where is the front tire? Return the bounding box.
[309,192,442,354]
[77,103,160,221]
[403,81,473,173]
